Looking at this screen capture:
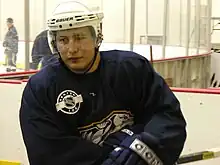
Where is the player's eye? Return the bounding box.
[59,38,69,44]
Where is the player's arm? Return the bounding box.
[19,79,104,165]
[31,36,44,69]
[3,34,9,47]
[9,27,18,40]
[133,58,187,164]
[102,57,187,165]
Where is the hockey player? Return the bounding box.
[3,18,18,72]
[31,30,59,70]
[19,1,187,165]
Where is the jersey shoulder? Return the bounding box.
[35,30,48,40]
[100,50,150,69]
[27,61,61,90]
[101,50,146,60]
[32,31,52,55]
[33,30,48,45]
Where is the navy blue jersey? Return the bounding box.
[19,50,186,165]
[31,30,59,69]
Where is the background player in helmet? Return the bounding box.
[19,1,187,165]
[31,30,59,70]
[3,18,19,72]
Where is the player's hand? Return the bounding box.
[101,134,147,165]
[102,124,144,149]
[101,132,163,165]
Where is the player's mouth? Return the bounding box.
[69,57,83,63]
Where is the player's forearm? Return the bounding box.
[20,83,106,165]
[21,128,104,165]
[102,101,186,164]
[101,117,185,165]
[20,120,104,165]
[27,142,103,165]
[141,111,187,164]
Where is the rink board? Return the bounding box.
[0,41,211,88]
[0,41,209,65]
[153,53,211,88]
[0,52,211,88]
[0,81,220,164]
[210,52,220,87]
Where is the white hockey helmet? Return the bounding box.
[47,1,104,53]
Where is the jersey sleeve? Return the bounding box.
[19,79,104,165]
[31,34,45,69]
[133,58,187,164]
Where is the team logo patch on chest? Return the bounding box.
[56,90,83,115]
[78,110,134,145]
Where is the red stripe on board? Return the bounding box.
[171,87,220,94]
[0,80,220,94]
[0,70,38,77]
[22,79,29,82]
[0,52,210,78]
[0,79,22,84]
[153,52,211,62]
[208,88,220,90]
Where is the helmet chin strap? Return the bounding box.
[81,47,99,74]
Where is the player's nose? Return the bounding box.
[67,39,81,54]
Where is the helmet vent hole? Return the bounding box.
[59,25,62,28]
[69,24,72,27]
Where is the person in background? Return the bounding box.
[31,29,59,70]
[3,18,18,72]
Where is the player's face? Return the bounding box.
[56,27,96,73]
[7,23,12,28]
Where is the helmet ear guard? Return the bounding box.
[47,30,58,54]
[95,23,103,49]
